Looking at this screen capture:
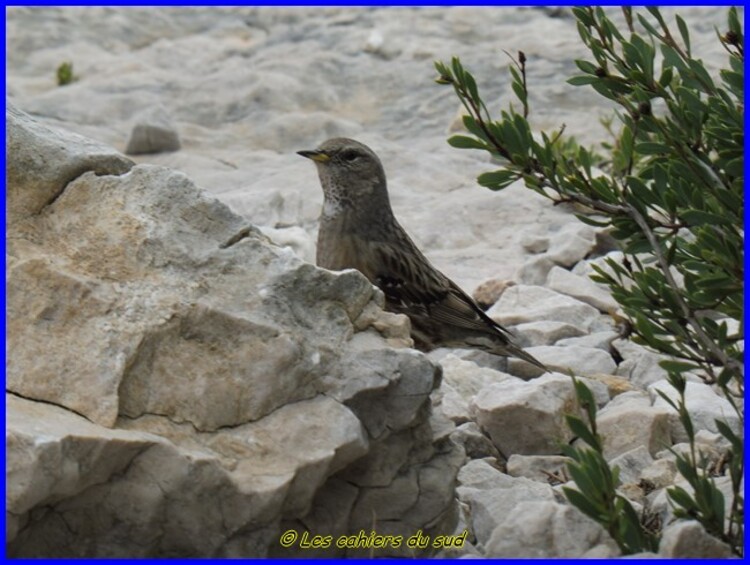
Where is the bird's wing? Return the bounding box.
[363,235,514,342]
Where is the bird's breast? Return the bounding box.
[316,216,370,275]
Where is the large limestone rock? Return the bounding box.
[658,521,732,558]
[6,104,461,557]
[484,501,619,558]
[648,379,741,443]
[7,393,367,557]
[6,103,134,218]
[489,285,601,333]
[595,392,671,459]
[518,344,617,376]
[471,373,578,456]
[546,265,619,314]
[456,459,556,547]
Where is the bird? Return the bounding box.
[298,137,547,373]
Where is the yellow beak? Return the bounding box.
[297,149,330,163]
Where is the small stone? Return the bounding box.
[695,429,732,451]
[648,379,741,443]
[512,320,586,347]
[555,330,618,350]
[659,521,732,558]
[515,255,556,285]
[581,373,635,398]
[545,224,597,268]
[436,355,513,424]
[617,483,646,506]
[489,285,600,333]
[572,250,625,279]
[655,441,722,471]
[125,108,181,155]
[639,458,677,490]
[609,445,654,485]
[451,422,501,460]
[471,373,577,456]
[546,266,619,314]
[513,345,616,376]
[456,458,508,491]
[649,475,735,531]
[439,382,472,424]
[575,376,611,407]
[457,462,555,547]
[484,500,619,558]
[362,29,401,60]
[612,339,669,389]
[520,230,550,254]
[472,279,515,310]
[595,391,671,459]
[506,454,570,484]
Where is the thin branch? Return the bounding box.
[627,203,743,375]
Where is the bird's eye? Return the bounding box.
[340,149,359,162]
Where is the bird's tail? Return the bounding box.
[493,342,548,375]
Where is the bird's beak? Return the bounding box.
[297,149,330,163]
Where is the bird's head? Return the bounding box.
[298,138,390,213]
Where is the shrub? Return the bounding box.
[435,7,743,556]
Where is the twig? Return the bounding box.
[627,203,743,375]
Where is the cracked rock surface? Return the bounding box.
[6,104,461,557]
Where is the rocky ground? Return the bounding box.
[6,6,741,558]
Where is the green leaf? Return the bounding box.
[715,419,742,452]
[628,176,659,207]
[636,142,670,155]
[728,6,742,38]
[661,44,687,71]
[567,462,599,496]
[575,214,610,228]
[675,14,691,56]
[659,360,699,373]
[603,17,624,42]
[682,209,731,226]
[565,415,599,449]
[447,135,487,151]
[509,64,522,86]
[563,487,603,521]
[631,34,655,83]
[688,58,716,92]
[668,485,699,511]
[512,81,527,105]
[710,483,726,524]
[720,70,743,93]
[636,13,660,38]
[620,125,634,159]
[464,71,480,102]
[462,115,488,141]
[658,66,674,88]
[573,379,597,419]
[568,75,599,86]
[645,7,665,27]
[451,56,464,84]
[477,169,519,191]
[572,7,594,27]
[575,59,599,74]
[655,389,679,412]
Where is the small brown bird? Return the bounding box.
[298,138,546,373]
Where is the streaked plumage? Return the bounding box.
[298,138,546,373]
